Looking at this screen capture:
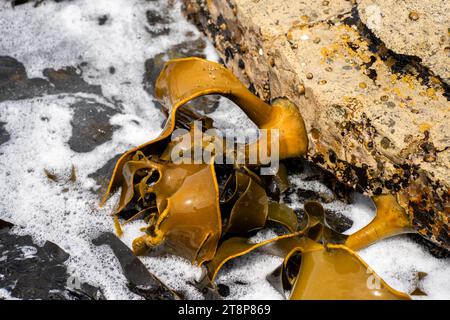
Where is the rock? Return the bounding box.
[88,153,122,196]
[0,56,120,154]
[325,210,354,234]
[0,219,104,300]
[0,56,52,102]
[358,0,450,84]
[183,0,449,249]
[68,99,119,153]
[0,56,103,103]
[217,283,230,297]
[9,0,66,7]
[143,38,220,115]
[0,122,10,146]
[145,8,172,36]
[43,66,102,96]
[408,233,450,259]
[93,232,180,300]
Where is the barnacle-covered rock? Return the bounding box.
[183,0,450,251]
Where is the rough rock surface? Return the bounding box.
[358,0,450,85]
[183,0,449,249]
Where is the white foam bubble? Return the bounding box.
[0,288,18,300]
[208,97,258,132]
[215,252,284,300]
[359,237,450,300]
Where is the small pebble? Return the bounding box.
[424,154,436,162]
[306,73,313,79]
[325,66,333,72]
[409,11,419,21]
[318,79,327,85]
[217,284,230,297]
[380,95,389,101]
[322,0,329,5]
[297,84,305,94]
[311,128,320,140]
[287,31,293,40]
[313,37,321,44]
[380,137,391,149]
[269,56,275,67]
[359,82,367,89]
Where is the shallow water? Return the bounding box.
[0,0,448,300]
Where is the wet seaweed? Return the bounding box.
[102,58,416,299]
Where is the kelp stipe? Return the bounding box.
[345,194,414,251]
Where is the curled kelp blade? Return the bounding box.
[262,163,290,200]
[267,202,299,233]
[224,172,268,235]
[115,158,162,213]
[104,121,223,264]
[273,163,290,193]
[220,166,295,235]
[303,201,324,241]
[202,184,311,282]
[262,202,333,258]
[266,237,309,294]
[204,232,304,283]
[132,162,222,265]
[302,201,348,244]
[203,205,310,283]
[344,194,414,251]
[156,58,308,162]
[287,241,410,300]
[155,57,274,127]
[220,170,250,209]
[264,199,411,299]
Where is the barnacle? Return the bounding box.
[102,57,414,299]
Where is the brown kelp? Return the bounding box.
[102,57,412,299]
